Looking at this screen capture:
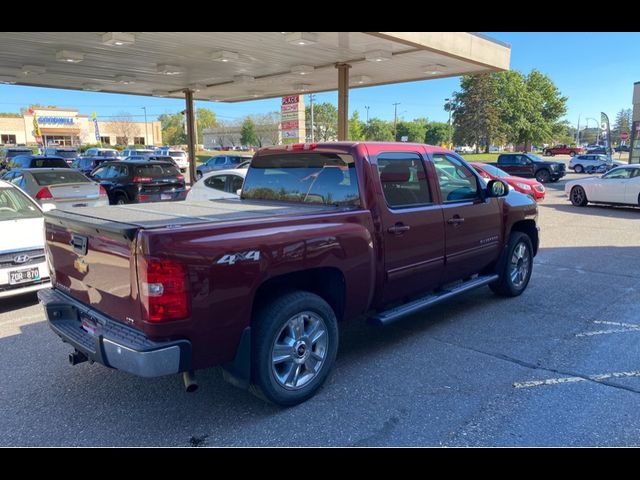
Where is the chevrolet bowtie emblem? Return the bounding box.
[74,258,89,275]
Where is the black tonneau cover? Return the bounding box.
[44,199,345,241]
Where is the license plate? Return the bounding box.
[9,267,40,285]
[161,193,173,200]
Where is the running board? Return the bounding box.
[368,274,499,326]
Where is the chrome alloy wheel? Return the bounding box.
[270,312,328,390]
[510,242,530,289]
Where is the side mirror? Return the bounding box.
[486,179,509,197]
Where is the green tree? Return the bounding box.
[396,118,428,142]
[159,112,186,145]
[240,117,258,147]
[452,73,503,153]
[364,118,394,141]
[349,111,365,141]
[196,108,217,143]
[497,69,567,151]
[613,108,632,142]
[424,122,451,145]
[306,102,337,141]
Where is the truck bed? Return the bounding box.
[44,199,346,237]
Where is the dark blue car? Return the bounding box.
[71,157,111,175]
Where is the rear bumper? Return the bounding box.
[38,288,192,377]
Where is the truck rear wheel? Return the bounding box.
[250,291,338,406]
[490,232,533,297]
[535,169,551,183]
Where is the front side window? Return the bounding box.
[432,153,480,203]
[603,168,633,179]
[377,152,431,208]
[204,175,227,191]
[243,152,360,206]
[215,157,227,165]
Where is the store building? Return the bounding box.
[0,107,161,147]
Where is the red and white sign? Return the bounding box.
[282,95,300,105]
[281,120,299,130]
[281,103,298,113]
[620,131,629,140]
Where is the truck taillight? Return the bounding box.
[36,187,53,199]
[98,186,108,197]
[138,257,190,322]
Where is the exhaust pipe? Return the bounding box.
[182,370,198,393]
[69,350,88,366]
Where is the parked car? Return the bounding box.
[89,160,186,205]
[44,147,79,165]
[585,147,609,155]
[186,168,246,201]
[155,148,189,172]
[615,145,630,153]
[83,148,121,159]
[454,145,474,153]
[124,154,179,167]
[470,162,545,201]
[569,154,610,173]
[39,141,539,406]
[490,153,565,183]
[3,168,108,211]
[565,165,640,207]
[121,148,155,158]
[0,179,51,298]
[4,155,71,171]
[542,145,584,157]
[1,146,33,164]
[196,155,252,179]
[71,157,111,176]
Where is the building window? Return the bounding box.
[134,136,145,145]
[116,137,127,145]
[100,136,111,145]
[1,134,17,145]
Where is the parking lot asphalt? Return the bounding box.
[1,155,639,446]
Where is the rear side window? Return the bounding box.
[229,157,242,165]
[498,155,514,165]
[32,171,91,186]
[243,152,360,206]
[135,165,180,178]
[377,153,431,208]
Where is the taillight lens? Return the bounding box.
[98,186,108,197]
[36,187,53,199]
[138,257,190,322]
[176,174,184,181]
[132,176,152,183]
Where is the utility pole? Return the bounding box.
[393,102,400,141]
[309,94,315,143]
[365,105,370,124]
[576,114,581,145]
[445,98,453,148]
[142,106,149,146]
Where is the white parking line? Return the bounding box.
[575,320,640,337]
[514,370,640,389]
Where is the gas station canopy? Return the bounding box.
[0,32,510,102]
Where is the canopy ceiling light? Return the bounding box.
[82,83,101,91]
[101,32,135,46]
[248,91,263,98]
[352,75,371,85]
[56,50,84,63]
[152,90,169,97]
[294,83,311,92]
[423,64,447,75]
[0,75,16,84]
[156,64,184,76]
[21,65,47,75]
[291,64,314,75]
[286,32,318,46]
[365,50,392,62]
[211,50,239,62]
[189,83,205,92]
[115,75,136,84]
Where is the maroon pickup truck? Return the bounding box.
[39,142,539,406]
[542,144,585,157]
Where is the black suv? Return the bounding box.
[71,157,111,176]
[5,155,71,170]
[495,153,566,183]
[44,147,79,165]
[89,160,186,205]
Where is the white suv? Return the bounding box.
[155,148,189,172]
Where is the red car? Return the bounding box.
[471,162,545,202]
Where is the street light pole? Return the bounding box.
[309,94,315,143]
[142,106,149,146]
[445,97,453,148]
[365,105,370,124]
[392,102,400,141]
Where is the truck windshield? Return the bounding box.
[242,152,360,206]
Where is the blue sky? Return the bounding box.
[1,32,638,128]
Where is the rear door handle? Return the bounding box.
[387,223,411,235]
[447,216,465,225]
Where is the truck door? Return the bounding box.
[374,151,445,304]
[432,153,502,283]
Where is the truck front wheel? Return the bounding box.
[490,232,533,297]
[250,291,338,406]
[535,169,551,183]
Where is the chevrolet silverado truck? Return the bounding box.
[491,153,566,183]
[542,144,584,157]
[39,142,539,406]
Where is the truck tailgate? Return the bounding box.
[44,209,142,326]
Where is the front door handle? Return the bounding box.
[387,223,411,235]
[447,216,465,225]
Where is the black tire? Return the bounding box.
[535,169,551,183]
[196,171,203,180]
[250,291,338,406]
[543,150,550,156]
[570,186,588,206]
[115,193,128,205]
[490,232,534,297]
[574,164,584,174]
[569,151,576,157]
